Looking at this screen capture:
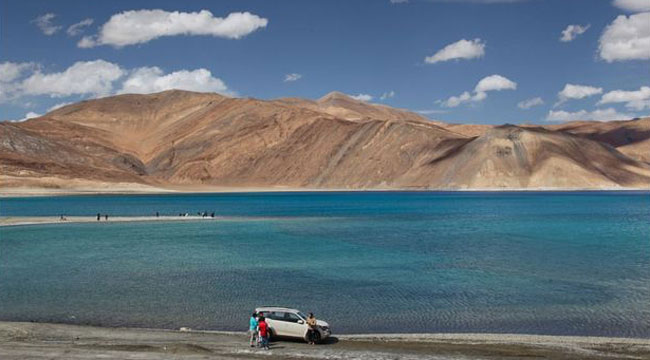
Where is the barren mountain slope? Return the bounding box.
[1,90,469,189]
[397,125,650,189]
[0,121,147,189]
[1,90,649,191]
[278,91,434,124]
[543,118,650,163]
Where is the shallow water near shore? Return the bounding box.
[1,191,649,337]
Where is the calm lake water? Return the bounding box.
[1,192,649,337]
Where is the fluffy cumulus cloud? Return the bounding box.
[598,86,650,110]
[556,84,603,105]
[560,24,590,42]
[32,13,62,35]
[598,12,650,62]
[0,60,233,108]
[380,91,395,100]
[546,108,633,122]
[517,97,544,109]
[284,73,302,82]
[0,62,35,83]
[67,18,94,36]
[0,63,33,102]
[21,60,125,98]
[612,0,650,12]
[79,9,268,48]
[119,67,231,95]
[474,74,517,93]
[350,93,373,102]
[441,74,516,107]
[425,39,485,64]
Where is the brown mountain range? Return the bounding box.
[1,90,649,192]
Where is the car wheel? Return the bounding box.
[313,330,322,344]
[267,329,274,341]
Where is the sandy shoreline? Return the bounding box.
[0,215,223,227]
[1,322,649,360]
[0,215,339,227]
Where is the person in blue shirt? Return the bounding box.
[248,312,258,347]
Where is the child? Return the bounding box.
[257,316,270,350]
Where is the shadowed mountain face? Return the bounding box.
[2,90,649,190]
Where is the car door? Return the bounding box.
[267,311,288,337]
[282,312,307,338]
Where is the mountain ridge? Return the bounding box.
[2,90,649,191]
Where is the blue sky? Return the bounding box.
[1,0,649,124]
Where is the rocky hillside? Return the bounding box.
[1,90,649,191]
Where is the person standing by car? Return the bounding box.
[248,312,258,347]
[257,315,270,350]
[306,313,318,345]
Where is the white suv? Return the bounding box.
[255,306,331,343]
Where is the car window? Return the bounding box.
[284,312,301,323]
[269,311,284,320]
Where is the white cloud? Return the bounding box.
[442,91,473,107]
[284,73,302,82]
[441,74,517,107]
[80,9,268,48]
[119,67,231,95]
[77,36,96,48]
[474,74,517,93]
[9,111,42,122]
[546,108,633,122]
[560,24,590,42]
[556,84,603,105]
[416,109,449,115]
[0,62,35,83]
[598,12,650,62]
[21,60,125,98]
[67,18,94,36]
[612,0,650,12]
[598,86,650,110]
[350,93,373,102]
[24,112,41,119]
[47,102,72,112]
[32,13,62,35]
[1,59,235,107]
[425,38,485,64]
[517,97,544,109]
[380,91,395,100]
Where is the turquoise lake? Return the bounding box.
[1,192,649,337]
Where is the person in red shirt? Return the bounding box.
[257,316,270,350]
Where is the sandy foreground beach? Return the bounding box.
[1,322,649,360]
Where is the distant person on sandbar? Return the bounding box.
[248,312,258,347]
[306,313,318,345]
[104,214,108,221]
[258,315,270,350]
[97,213,100,221]
[156,211,159,218]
